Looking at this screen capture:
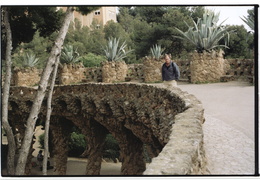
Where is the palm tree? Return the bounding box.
[175,9,231,53]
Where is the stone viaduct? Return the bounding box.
[8,83,206,175]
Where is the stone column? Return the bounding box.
[143,57,164,83]
[190,50,225,83]
[50,117,72,175]
[84,119,108,175]
[101,61,128,83]
[119,128,146,175]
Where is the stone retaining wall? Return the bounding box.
[225,59,254,79]
[9,58,254,87]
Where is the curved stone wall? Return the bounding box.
[8,83,206,175]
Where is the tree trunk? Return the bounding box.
[2,7,16,175]
[15,7,74,175]
[42,55,60,175]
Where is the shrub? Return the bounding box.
[79,53,106,67]
[103,134,120,161]
[68,132,87,157]
[38,131,87,157]
[38,131,120,159]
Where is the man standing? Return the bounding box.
[162,54,180,89]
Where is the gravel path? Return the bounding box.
[177,81,256,175]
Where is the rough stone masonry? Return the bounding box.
[8,83,206,175]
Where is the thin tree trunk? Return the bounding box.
[15,7,74,175]
[42,54,60,175]
[2,7,16,175]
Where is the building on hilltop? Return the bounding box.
[58,7,117,28]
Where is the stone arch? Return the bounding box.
[8,83,206,175]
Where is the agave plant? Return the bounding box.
[175,10,231,53]
[21,52,39,67]
[240,11,254,31]
[150,44,164,60]
[60,45,81,64]
[102,37,133,61]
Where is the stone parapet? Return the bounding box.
[144,87,206,175]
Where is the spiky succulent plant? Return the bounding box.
[150,44,164,60]
[175,10,231,53]
[60,45,81,64]
[102,37,133,61]
[21,52,39,67]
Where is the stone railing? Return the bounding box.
[144,85,206,175]
[8,83,206,175]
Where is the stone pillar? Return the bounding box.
[84,119,108,175]
[119,128,146,175]
[50,117,72,175]
[143,57,164,83]
[101,61,128,83]
[12,67,40,86]
[190,50,225,83]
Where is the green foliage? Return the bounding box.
[39,130,120,159]
[20,52,39,68]
[60,45,81,64]
[221,25,254,59]
[39,131,86,157]
[103,134,120,160]
[38,133,45,149]
[102,37,133,61]
[12,31,51,68]
[76,7,101,15]
[68,132,87,157]
[150,44,164,60]
[175,9,231,53]
[79,53,106,67]
[7,7,64,50]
